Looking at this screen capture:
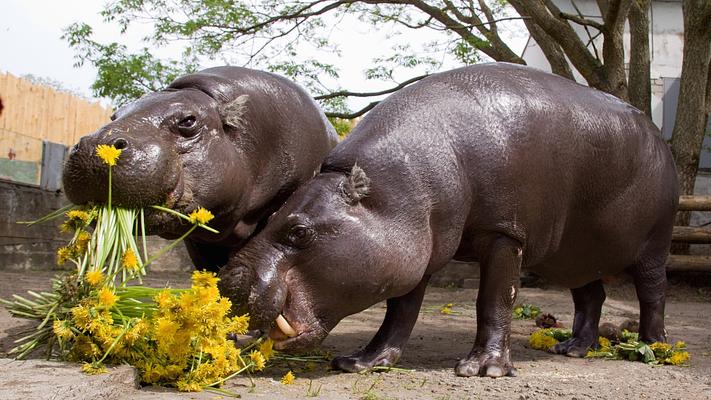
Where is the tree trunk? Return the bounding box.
[518,8,575,81]
[628,0,652,117]
[599,0,631,100]
[670,1,711,229]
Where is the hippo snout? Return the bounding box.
[217,262,254,317]
[63,127,181,208]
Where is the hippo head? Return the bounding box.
[218,165,424,350]
[63,80,252,239]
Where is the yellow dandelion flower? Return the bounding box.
[529,329,559,351]
[52,319,75,341]
[97,287,118,308]
[60,220,75,233]
[154,317,179,343]
[597,336,611,350]
[249,350,266,371]
[85,270,104,286]
[176,380,203,392]
[228,314,250,335]
[122,248,140,272]
[440,303,453,315]
[66,210,91,225]
[71,305,91,330]
[75,231,91,254]
[191,271,220,287]
[82,362,108,375]
[56,246,74,265]
[259,338,274,361]
[95,144,122,166]
[668,351,690,366]
[674,340,687,350]
[650,342,672,352]
[188,207,214,224]
[154,289,174,309]
[141,362,163,384]
[72,335,101,359]
[281,370,295,385]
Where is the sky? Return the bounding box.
[0,0,527,110]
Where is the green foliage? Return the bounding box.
[63,23,197,106]
[512,303,540,319]
[329,117,354,138]
[64,0,514,112]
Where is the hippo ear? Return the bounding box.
[341,164,371,204]
[219,94,249,129]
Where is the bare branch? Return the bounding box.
[315,73,429,100]
[326,101,379,119]
[571,0,601,61]
[478,0,498,33]
[558,12,605,31]
[509,0,605,88]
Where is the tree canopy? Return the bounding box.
[65,0,711,200]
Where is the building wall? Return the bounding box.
[521,0,683,129]
[0,180,193,273]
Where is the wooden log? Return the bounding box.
[667,255,711,272]
[672,226,711,243]
[678,195,711,211]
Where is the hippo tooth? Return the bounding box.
[276,314,298,338]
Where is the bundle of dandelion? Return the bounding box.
[1,144,273,392]
[528,328,690,366]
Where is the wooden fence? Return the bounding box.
[669,195,711,271]
[0,72,112,163]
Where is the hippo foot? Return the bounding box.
[550,337,595,358]
[331,348,401,373]
[454,352,516,378]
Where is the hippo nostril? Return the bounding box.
[113,138,129,150]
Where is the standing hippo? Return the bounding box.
[62,67,338,270]
[218,63,678,377]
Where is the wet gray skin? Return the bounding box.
[218,63,678,377]
[62,67,337,270]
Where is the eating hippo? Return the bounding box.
[62,67,338,270]
[218,63,678,377]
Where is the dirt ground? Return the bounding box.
[1,270,711,400]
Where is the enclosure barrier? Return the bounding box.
[669,195,711,271]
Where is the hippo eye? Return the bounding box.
[177,115,198,135]
[286,224,315,248]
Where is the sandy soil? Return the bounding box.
[1,270,710,400]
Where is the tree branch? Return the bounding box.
[326,101,379,119]
[558,12,605,31]
[315,73,429,100]
[509,0,605,89]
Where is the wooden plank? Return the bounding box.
[678,195,711,211]
[672,226,711,243]
[667,255,711,272]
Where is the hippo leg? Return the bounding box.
[331,275,430,372]
[455,236,521,378]
[551,280,605,357]
[628,256,667,343]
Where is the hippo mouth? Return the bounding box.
[263,288,330,351]
[268,313,329,351]
[140,169,195,236]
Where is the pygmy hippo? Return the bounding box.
[218,63,678,377]
[63,67,337,270]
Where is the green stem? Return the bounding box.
[107,166,112,214]
[205,363,253,388]
[150,205,219,234]
[98,325,129,363]
[143,225,198,268]
[16,204,76,226]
